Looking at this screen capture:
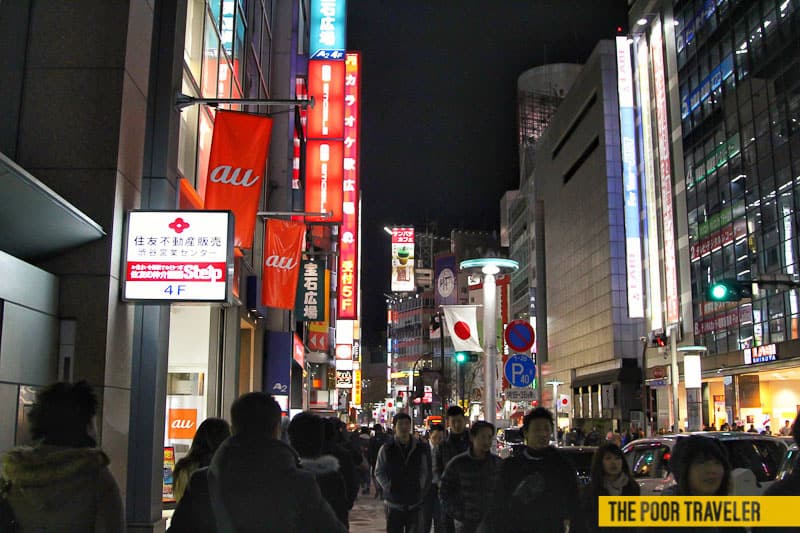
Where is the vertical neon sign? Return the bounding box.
[616,36,644,318]
[338,52,360,318]
[651,19,680,325]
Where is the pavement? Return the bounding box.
[349,490,387,532]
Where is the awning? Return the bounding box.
[0,153,105,260]
[571,366,642,389]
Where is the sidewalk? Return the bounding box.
[349,491,386,532]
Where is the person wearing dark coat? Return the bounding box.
[375,413,432,532]
[207,393,345,533]
[288,412,349,527]
[481,408,581,533]
[582,443,640,533]
[369,424,391,497]
[168,467,214,533]
[434,406,470,533]
[323,417,360,510]
[439,421,501,533]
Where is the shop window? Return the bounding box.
[184,0,205,85]
[201,13,220,98]
[178,76,199,183]
[196,108,214,200]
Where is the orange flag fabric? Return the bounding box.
[204,110,273,249]
[262,219,306,309]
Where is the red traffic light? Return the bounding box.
[651,332,668,347]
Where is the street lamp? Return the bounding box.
[459,258,519,426]
[547,380,564,444]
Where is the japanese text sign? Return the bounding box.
[123,211,233,302]
[338,52,360,318]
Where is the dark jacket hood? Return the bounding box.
[2,445,109,487]
[210,434,301,479]
[300,454,340,476]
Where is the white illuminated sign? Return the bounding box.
[616,36,644,319]
[651,19,681,324]
[744,344,777,365]
[636,36,663,331]
[123,211,234,302]
[684,354,702,389]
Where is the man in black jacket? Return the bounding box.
[481,407,581,533]
[375,412,432,533]
[440,421,501,533]
[434,405,470,533]
[169,393,345,533]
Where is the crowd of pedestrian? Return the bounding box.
[2,380,800,532]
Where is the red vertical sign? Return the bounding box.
[305,140,344,223]
[338,52,360,319]
[307,60,345,140]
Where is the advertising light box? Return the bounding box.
[308,60,345,140]
[391,227,415,292]
[305,140,344,223]
[309,0,347,60]
[337,52,360,319]
[123,211,234,302]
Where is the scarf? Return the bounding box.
[604,472,630,496]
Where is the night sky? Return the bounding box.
[345,1,629,354]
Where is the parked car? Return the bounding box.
[497,427,524,458]
[558,445,598,491]
[623,432,788,495]
[776,443,799,482]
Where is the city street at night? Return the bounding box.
[2,0,800,531]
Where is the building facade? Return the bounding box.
[526,41,646,433]
[0,1,335,529]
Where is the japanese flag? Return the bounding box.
[442,306,483,353]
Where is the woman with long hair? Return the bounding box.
[582,442,640,532]
[172,417,230,502]
[1,381,124,531]
[662,435,745,532]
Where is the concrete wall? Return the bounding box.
[0,0,156,496]
[531,41,644,384]
[0,251,60,453]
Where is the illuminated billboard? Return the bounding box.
[651,19,680,324]
[616,36,644,319]
[123,211,234,302]
[305,140,343,223]
[309,0,346,60]
[636,35,664,331]
[307,60,345,140]
[391,227,415,292]
[338,52,360,319]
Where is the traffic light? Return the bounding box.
[454,352,479,364]
[706,279,752,302]
[650,332,668,348]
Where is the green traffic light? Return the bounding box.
[710,283,729,300]
[455,352,467,363]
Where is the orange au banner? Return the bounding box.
[263,219,306,309]
[204,110,273,249]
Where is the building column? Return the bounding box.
[126,1,186,530]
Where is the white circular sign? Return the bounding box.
[437,268,455,298]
